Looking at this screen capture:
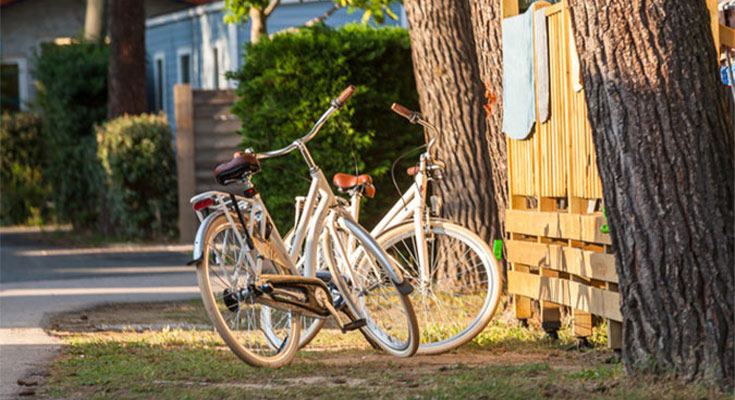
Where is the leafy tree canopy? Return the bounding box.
[224,0,399,25]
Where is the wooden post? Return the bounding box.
[175,84,196,243]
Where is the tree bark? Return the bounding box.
[402,0,502,245]
[250,6,268,44]
[568,0,734,387]
[107,0,146,118]
[467,0,508,243]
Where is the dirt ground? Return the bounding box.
[39,300,729,400]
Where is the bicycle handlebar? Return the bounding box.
[257,85,354,160]
[391,103,421,124]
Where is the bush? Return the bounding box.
[34,41,108,229]
[228,24,423,230]
[0,112,51,225]
[96,113,178,239]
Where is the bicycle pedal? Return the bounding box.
[341,318,367,333]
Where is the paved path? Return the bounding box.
[0,227,199,399]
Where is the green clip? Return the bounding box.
[493,239,503,260]
[600,206,609,234]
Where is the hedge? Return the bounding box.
[0,112,51,225]
[34,41,108,229]
[228,24,423,230]
[96,113,178,239]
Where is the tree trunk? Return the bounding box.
[84,0,105,42]
[467,0,508,244]
[250,7,267,44]
[568,0,734,387]
[402,0,502,245]
[107,0,146,118]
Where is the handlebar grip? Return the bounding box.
[391,103,416,122]
[337,85,356,104]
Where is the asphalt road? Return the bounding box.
[0,227,200,399]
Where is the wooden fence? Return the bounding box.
[503,2,621,347]
[174,84,240,242]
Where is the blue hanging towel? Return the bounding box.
[502,5,536,140]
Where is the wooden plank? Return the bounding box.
[544,2,563,16]
[193,89,236,106]
[193,119,241,136]
[607,319,623,349]
[174,84,196,243]
[513,265,533,319]
[194,134,242,150]
[505,240,617,283]
[505,209,612,244]
[721,24,735,49]
[507,270,622,321]
[502,0,518,18]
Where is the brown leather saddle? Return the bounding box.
[332,173,376,198]
[213,152,261,185]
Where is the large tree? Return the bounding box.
[467,0,508,236]
[107,0,146,118]
[568,0,734,386]
[402,0,504,245]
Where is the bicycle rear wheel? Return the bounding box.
[197,213,301,368]
[324,215,419,357]
[376,219,501,355]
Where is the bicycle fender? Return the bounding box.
[337,215,413,293]
[188,210,225,266]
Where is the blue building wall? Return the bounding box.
[145,1,405,133]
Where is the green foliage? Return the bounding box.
[96,114,178,239]
[228,24,423,230]
[0,112,52,225]
[223,0,398,26]
[33,41,109,229]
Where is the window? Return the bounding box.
[177,47,192,85]
[213,47,219,89]
[1,58,28,112]
[1,63,20,112]
[154,52,166,111]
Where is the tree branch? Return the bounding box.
[271,3,340,37]
[263,0,280,17]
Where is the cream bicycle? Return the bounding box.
[292,103,502,355]
[188,87,419,368]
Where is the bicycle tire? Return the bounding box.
[375,219,502,355]
[324,215,420,357]
[197,213,301,368]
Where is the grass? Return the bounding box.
[41,300,731,400]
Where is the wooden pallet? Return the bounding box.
[504,2,621,348]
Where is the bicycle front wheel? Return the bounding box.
[325,215,419,357]
[197,213,301,368]
[376,219,502,355]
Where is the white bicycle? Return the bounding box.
[290,103,502,355]
[188,87,419,368]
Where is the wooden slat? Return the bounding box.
[506,240,617,283]
[193,119,242,136]
[505,209,612,244]
[507,270,622,321]
[193,89,236,106]
[502,0,519,18]
[721,24,735,48]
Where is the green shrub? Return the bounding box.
[96,113,178,239]
[228,24,423,230]
[34,41,108,229]
[0,112,51,225]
